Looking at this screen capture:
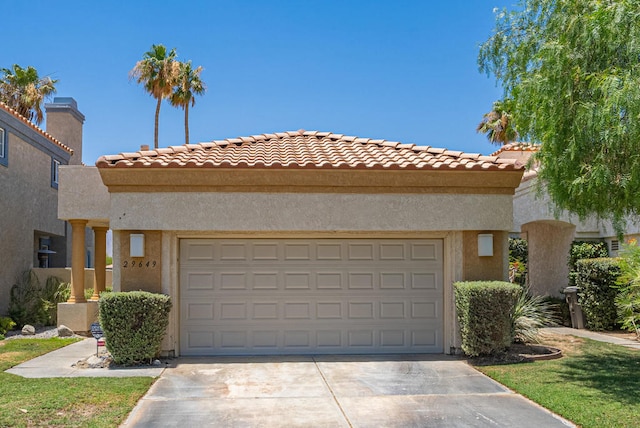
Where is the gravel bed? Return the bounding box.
[4,326,84,340]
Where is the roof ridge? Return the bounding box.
[490,142,540,157]
[0,101,73,154]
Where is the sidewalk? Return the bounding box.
[542,327,640,350]
[5,338,167,378]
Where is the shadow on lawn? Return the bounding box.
[558,342,640,405]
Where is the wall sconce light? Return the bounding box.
[130,234,145,257]
[478,233,494,257]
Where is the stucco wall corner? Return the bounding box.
[58,166,110,223]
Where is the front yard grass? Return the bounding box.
[474,334,640,428]
[0,338,155,427]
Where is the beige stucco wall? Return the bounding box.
[119,230,162,293]
[58,166,110,225]
[0,133,67,314]
[109,192,514,232]
[462,230,509,281]
[521,221,576,297]
[513,179,600,234]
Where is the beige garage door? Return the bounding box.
[180,239,444,355]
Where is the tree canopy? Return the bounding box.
[476,99,518,145]
[170,61,206,145]
[479,0,640,230]
[130,44,179,148]
[0,64,57,125]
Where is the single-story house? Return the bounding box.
[59,130,524,356]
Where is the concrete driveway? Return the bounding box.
[122,354,574,428]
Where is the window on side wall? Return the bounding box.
[0,128,7,167]
[51,158,61,188]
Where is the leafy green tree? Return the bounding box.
[479,0,640,231]
[130,44,179,149]
[170,61,206,145]
[476,100,517,145]
[0,64,57,124]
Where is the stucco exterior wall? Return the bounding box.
[0,131,68,314]
[462,230,509,281]
[109,192,514,232]
[513,179,600,234]
[58,166,110,224]
[119,230,162,293]
[521,221,576,297]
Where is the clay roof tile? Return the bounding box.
[95,130,525,172]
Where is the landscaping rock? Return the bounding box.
[57,325,74,337]
[21,325,36,335]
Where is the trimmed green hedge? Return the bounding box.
[568,241,608,287]
[576,258,620,330]
[98,291,172,365]
[454,281,521,356]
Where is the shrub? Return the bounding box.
[0,317,16,335]
[509,238,528,286]
[7,271,68,326]
[98,291,172,365]
[615,241,640,338]
[512,288,560,343]
[576,258,621,330]
[454,281,521,356]
[568,241,608,287]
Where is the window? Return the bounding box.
[51,158,61,188]
[0,127,6,167]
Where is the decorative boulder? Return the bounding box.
[58,325,74,337]
[21,325,36,335]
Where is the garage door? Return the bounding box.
[180,239,443,355]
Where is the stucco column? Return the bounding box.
[68,219,87,303]
[91,226,108,301]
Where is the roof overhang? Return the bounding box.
[98,167,524,195]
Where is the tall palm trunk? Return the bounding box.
[154,97,161,149]
[184,103,190,145]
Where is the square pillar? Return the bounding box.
[91,226,108,300]
[68,219,87,303]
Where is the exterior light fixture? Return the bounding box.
[478,233,494,257]
[130,234,145,257]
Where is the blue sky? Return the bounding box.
[5,1,514,165]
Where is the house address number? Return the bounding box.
[123,260,157,268]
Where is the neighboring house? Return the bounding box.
[494,143,640,298]
[0,97,87,315]
[59,130,525,355]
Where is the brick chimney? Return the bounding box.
[45,97,85,165]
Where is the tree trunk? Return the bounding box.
[184,103,190,145]
[154,97,161,149]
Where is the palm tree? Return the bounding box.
[130,44,178,148]
[476,100,517,145]
[0,64,57,125]
[170,61,206,145]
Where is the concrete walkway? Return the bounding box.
[5,338,166,378]
[542,327,640,350]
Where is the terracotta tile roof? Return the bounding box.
[0,101,73,154]
[490,142,540,157]
[96,130,524,171]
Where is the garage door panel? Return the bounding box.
[180,239,443,355]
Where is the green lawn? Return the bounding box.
[0,338,155,427]
[475,335,640,428]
